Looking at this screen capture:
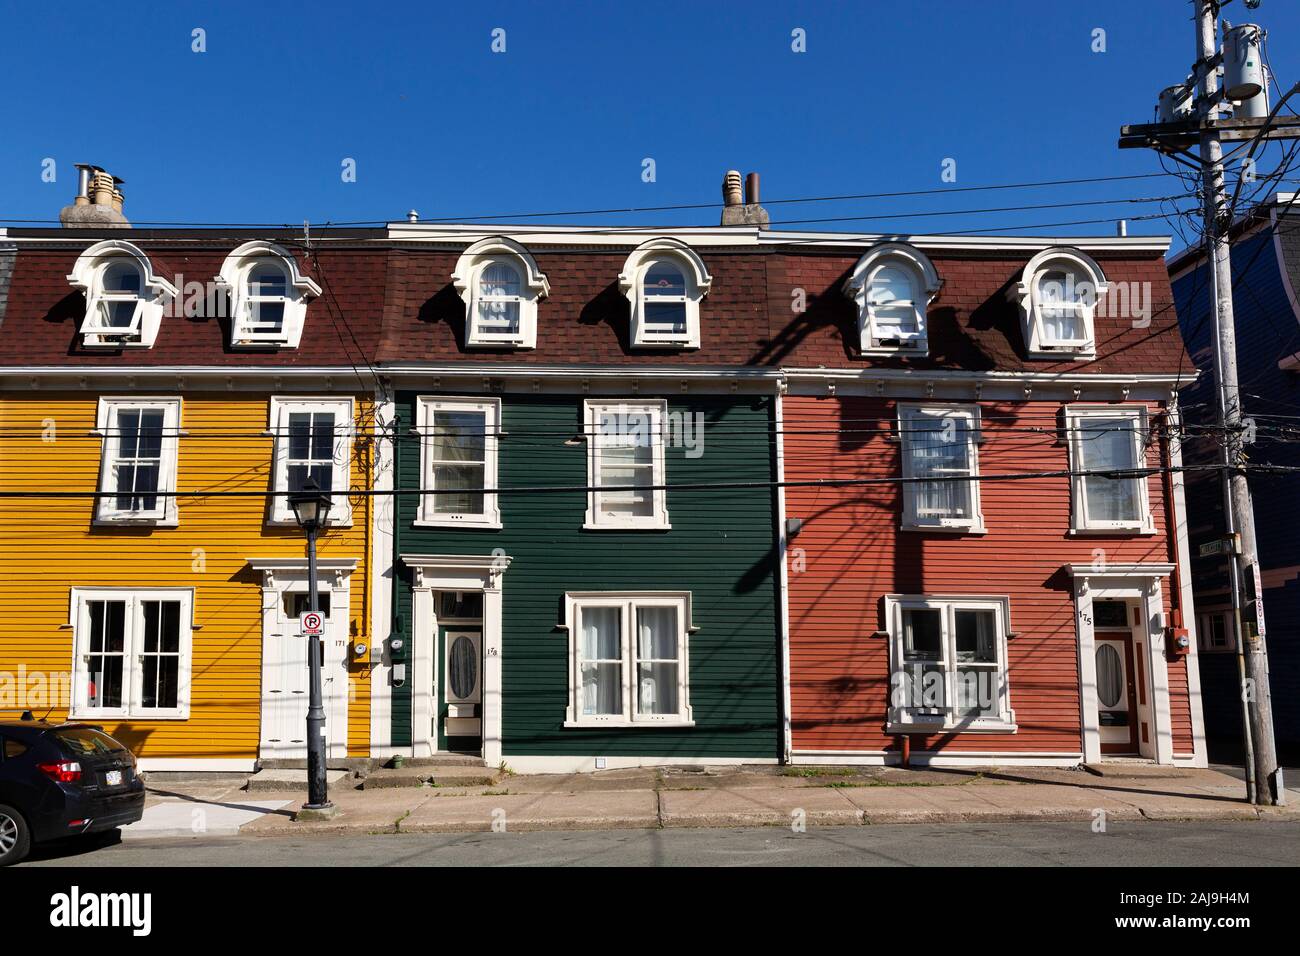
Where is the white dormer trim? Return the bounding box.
[1015,247,1109,360]
[68,240,178,349]
[618,238,711,349]
[452,236,550,350]
[843,242,942,356]
[215,241,321,349]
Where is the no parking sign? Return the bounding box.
[299,610,325,636]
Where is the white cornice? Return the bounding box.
[385,223,1170,254]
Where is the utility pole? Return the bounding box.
[1119,0,1283,806]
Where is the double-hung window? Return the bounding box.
[416,397,501,527]
[95,397,182,525]
[563,592,693,727]
[885,594,1014,732]
[70,589,193,720]
[268,398,354,525]
[584,400,669,530]
[1065,406,1154,533]
[1016,248,1106,359]
[898,404,983,532]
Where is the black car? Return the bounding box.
[0,718,145,865]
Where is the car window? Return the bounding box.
[1,736,27,760]
[55,728,127,757]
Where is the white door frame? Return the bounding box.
[1067,563,1174,764]
[249,557,358,761]
[401,553,511,764]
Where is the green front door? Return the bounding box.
[438,625,483,754]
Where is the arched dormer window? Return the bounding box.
[67,240,178,349]
[618,239,711,349]
[843,242,941,356]
[216,241,322,348]
[1015,247,1108,359]
[452,237,550,349]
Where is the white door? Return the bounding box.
[260,591,348,760]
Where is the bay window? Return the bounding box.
[885,594,1014,732]
[563,592,693,727]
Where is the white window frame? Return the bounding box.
[898,403,985,533]
[1065,405,1155,534]
[843,242,940,356]
[68,588,194,721]
[67,240,178,349]
[584,399,670,530]
[267,397,355,526]
[561,591,695,728]
[94,396,182,526]
[1197,609,1236,653]
[217,241,321,349]
[618,238,711,349]
[884,594,1015,733]
[415,396,502,528]
[451,237,550,349]
[1015,247,1108,359]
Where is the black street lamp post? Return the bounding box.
[288,477,334,811]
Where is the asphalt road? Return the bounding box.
[16,821,1300,867]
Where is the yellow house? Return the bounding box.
[0,387,377,771]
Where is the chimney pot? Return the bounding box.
[723,170,743,207]
[745,172,760,205]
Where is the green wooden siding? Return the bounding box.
[391,392,781,758]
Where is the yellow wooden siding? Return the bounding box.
[0,392,373,760]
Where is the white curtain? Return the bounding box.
[636,607,678,716]
[909,415,970,518]
[580,607,622,715]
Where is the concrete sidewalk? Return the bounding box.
[208,764,1299,837]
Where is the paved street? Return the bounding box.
[18,821,1300,867]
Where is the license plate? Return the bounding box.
[105,770,122,786]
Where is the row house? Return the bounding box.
[0,171,1206,771]
[1170,191,1300,763]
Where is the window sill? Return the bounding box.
[901,522,986,535]
[563,719,695,729]
[465,340,535,350]
[860,345,929,357]
[266,517,354,530]
[630,341,700,350]
[887,719,1017,735]
[1068,526,1156,537]
[70,711,190,722]
[94,517,178,529]
[1025,348,1096,361]
[583,521,672,532]
[413,518,502,530]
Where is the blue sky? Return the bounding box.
[2,0,1297,237]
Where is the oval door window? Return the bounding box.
[1096,644,1123,708]
[449,636,478,700]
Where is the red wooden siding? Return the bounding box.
[784,395,1194,756]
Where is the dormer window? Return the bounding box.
[68,240,177,349]
[1016,247,1108,359]
[619,239,711,349]
[843,242,940,356]
[452,237,550,349]
[217,241,321,349]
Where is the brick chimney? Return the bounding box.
[720,169,769,227]
[59,164,130,228]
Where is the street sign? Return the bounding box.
[1198,534,1240,559]
[300,610,325,636]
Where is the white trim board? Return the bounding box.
[789,751,1084,768]
[136,758,257,772]
[501,755,780,774]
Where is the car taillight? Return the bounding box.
[38,761,83,783]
